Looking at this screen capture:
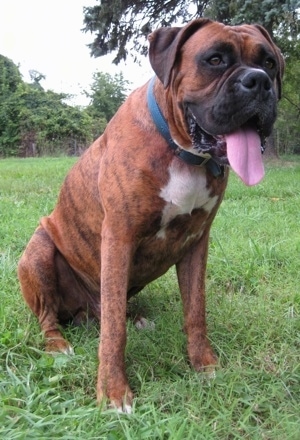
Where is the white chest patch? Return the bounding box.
[157,162,218,238]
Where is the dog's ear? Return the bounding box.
[148,18,212,88]
[253,24,285,100]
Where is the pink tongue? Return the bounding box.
[225,128,264,186]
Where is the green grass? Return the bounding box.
[0,156,299,439]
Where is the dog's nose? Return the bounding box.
[240,69,272,97]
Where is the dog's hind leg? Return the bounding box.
[18,226,74,354]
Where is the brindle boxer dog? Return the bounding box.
[18,19,284,413]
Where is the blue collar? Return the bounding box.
[147,77,223,177]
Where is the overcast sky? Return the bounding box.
[0,0,152,105]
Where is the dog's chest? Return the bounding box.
[157,163,218,238]
[131,163,220,284]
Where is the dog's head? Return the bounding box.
[148,19,284,185]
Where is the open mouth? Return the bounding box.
[187,112,267,186]
[188,115,228,165]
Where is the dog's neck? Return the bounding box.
[147,77,223,178]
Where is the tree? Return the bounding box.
[0,55,94,157]
[18,85,94,156]
[0,56,23,154]
[82,1,300,155]
[275,55,300,154]
[0,55,22,97]
[82,0,299,63]
[83,1,209,64]
[0,55,132,157]
[206,1,297,34]
[210,1,300,156]
[29,70,46,89]
[85,71,130,123]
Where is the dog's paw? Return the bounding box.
[112,402,133,414]
[60,344,75,356]
[196,364,217,380]
[99,397,133,415]
[134,316,155,331]
[99,399,133,414]
[97,380,134,415]
[45,337,74,355]
[188,340,218,378]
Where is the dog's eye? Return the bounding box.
[208,55,223,66]
[264,58,275,69]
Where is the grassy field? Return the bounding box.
[0,156,299,439]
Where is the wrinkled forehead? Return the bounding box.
[183,22,275,59]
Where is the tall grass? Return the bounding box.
[0,157,299,439]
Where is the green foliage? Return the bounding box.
[0,54,95,156]
[83,0,210,63]
[82,1,300,154]
[0,55,133,157]
[85,71,131,123]
[205,0,300,147]
[276,56,300,154]
[17,83,94,156]
[0,59,88,156]
[0,55,22,97]
[82,0,299,63]
[205,0,300,41]
[0,92,22,155]
[0,157,300,438]
[0,56,23,155]
[1,2,299,156]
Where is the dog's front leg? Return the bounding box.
[97,229,133,413]
[176,229,217,375]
